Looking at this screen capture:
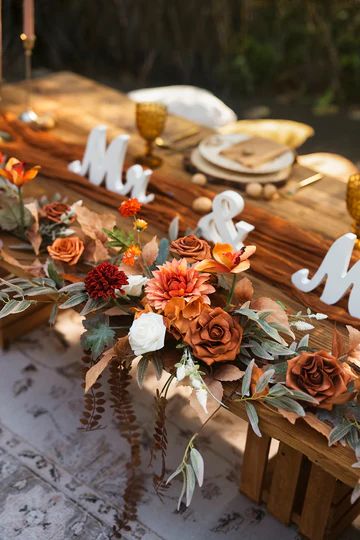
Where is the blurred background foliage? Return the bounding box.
[3,0,360,107]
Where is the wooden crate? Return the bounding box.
[0,301,52,349]
[230,401,360,540]
[0,268,52,349]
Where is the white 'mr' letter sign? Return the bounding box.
[68,125,154,203]
[292,232,360,318]
[197,190,254,249]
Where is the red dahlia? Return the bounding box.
[85,262,128,300]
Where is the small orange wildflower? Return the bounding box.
[0,157,40,187]
[122,244,141,266]
[119,198,141,217]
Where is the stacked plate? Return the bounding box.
[190,133,295,185]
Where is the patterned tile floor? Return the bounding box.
[0,312,359,540]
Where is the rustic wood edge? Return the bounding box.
[229,399,360,487]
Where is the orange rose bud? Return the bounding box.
[119,198,141,217]
[47,236,84,266]
[0,157,40,187]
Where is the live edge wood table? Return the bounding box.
[1,72,360,539]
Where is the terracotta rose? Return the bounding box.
[184,306,243,366]
[286,350,353,408]
[42,202,75,224]
[47,236,84,266]
[170,235,211,263]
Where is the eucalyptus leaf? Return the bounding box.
[152,352,163,380]
[329,422,352,446]
[24,287,57,297]
[80,297,108,316]
[155,238,170,266]
[49,303,58,326]
[177,471,186,511]
[235,307,259,321]
[136,356,149,388]
[166,464,184,485]
[46,261,64,287]
[241,359,255,397]
[58,282,85,294]
[190,448,204,487]
[255,369,275,394]
[297,334,310,349]
[248,340,274,360]
[0,299,22,319]
[245,401,262,437]
[185,463,196,507]
[168,215,179,241]
[266,396,305,417]
[10,299,33,314]
[59,292,88,309]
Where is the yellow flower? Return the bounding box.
[133,218,148,232]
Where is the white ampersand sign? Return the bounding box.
[197,190,254,249]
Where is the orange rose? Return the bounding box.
[42,202,75,224]
[184,306,243,366]
[47,236,84,266]
[286,350,354,409]
[170,235,211,263]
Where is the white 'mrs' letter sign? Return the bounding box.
[197,190,254,249]
[68,125,154,203]
[292,232,360,318]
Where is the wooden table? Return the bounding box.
[0,72,359,539]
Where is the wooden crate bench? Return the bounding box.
[230,400,360,540]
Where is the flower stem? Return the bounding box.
[225,273,237,309]
[18,187,25,238]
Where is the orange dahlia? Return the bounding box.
[119,198,141,217]
[145,258,215,311]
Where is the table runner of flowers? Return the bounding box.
[1,155,360,537]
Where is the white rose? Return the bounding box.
[129,312,166,356]
[122,275,148,297]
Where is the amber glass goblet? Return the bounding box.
[346,173,360,249]
[135,102,167,168]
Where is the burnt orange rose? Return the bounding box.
[42,202,75,224]
[286,350,353,409]
[47,236,84,266]
[164,296,206,337]
[184,306,243,366]
[170,235,211,263]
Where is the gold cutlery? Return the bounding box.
[155,127,200,149]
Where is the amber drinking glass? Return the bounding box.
[346,173,360,249]
[135,102,167,168]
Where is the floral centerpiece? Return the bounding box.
[1,156,360,536]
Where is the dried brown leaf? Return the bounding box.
[303,412,332,441]
[142,236,159,266]
[85,347,115,393]
[277,408,299,424]
[25,202,42,255]
[233,277,254,305]
[214,365,244,381]
[0,249,43,276]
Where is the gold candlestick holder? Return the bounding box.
[18,32,39,124]
[346,173,360,249]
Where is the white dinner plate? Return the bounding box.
[198,133,295,174]
[190,148,291,185]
